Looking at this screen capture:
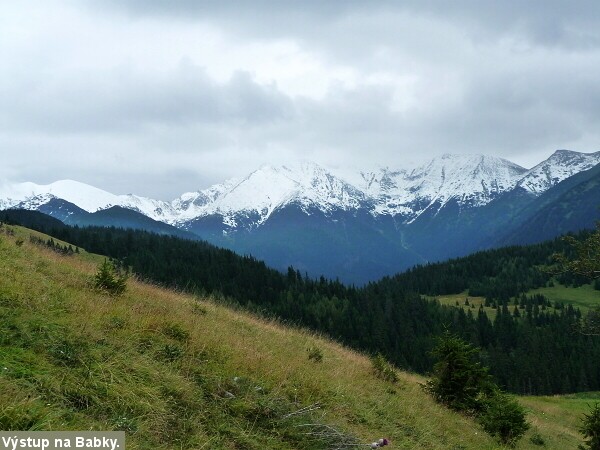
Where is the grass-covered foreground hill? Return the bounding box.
[0,224,597,449]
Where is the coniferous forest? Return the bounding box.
[3,209,600,395]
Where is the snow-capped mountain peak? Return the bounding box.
[2,150,599,230]
[517,149,600,195]
[0,179,178,223]
[181,162,370,228]
[209,165,302,219]
[0,179,121,212]
[353,154,527,218]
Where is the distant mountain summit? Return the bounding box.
[172,162,372,230]
[355,154,527,220]
[516,149,600,195]
[0,179,176,222]
[3,151,598,226]
[166,151,599,228]
[2,149,599,283]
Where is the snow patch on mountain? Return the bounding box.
[118,195,177,222]
[172,177,241,222]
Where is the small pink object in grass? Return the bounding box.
[370,438,389,448]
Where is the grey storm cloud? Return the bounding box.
[100,0,600,49]
[1,1,600,197]
[0,64,293,133]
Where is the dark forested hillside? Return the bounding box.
[377,234,592,301]
[3,209,600,395]
[2,208,68,230]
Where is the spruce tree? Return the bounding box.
[94,259,127,296]
[424,332,493,412]
[426,333,529,446]
[554,223,600,280]
[579,403,600,450]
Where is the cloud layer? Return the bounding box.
[1,1,600,198]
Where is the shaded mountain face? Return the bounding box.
[62,205,199,240]
[2,150,599,283]
[497,162,600,246]
[4,198,197,241]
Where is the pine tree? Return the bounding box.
[424,332,494,412]
[579,403,600,450]
[426,333,529,446]
[554,223,600,280]
[94,259,127,296]
[513,306,521,318]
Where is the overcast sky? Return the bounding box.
[1,1,600,199]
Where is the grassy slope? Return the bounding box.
[521,393,600,449]
[433,282,600,319]
[429,293,498,320]
[0,225,596,449]
[527,283,600,312]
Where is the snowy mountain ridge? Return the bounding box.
[0,179,178,222]
[355,154,528,219]
[517,149,600,195]
[1,150,599,228]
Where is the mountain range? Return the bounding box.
[2,149,599,283]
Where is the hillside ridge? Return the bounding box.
[0,223,595,449]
